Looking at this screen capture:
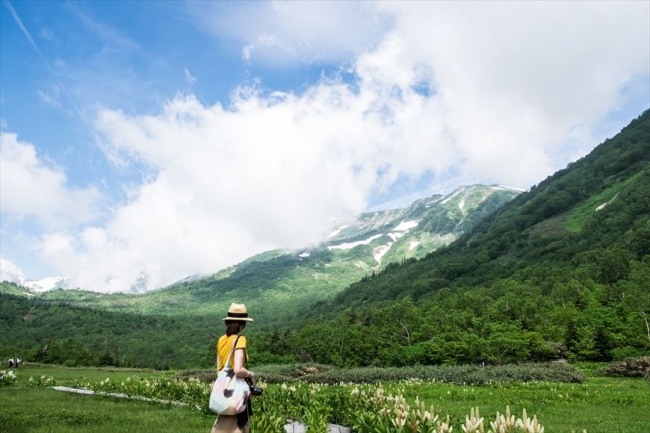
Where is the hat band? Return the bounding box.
[227,312,248,318]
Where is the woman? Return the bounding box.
[211,303,256,433]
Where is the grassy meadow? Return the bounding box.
[391,378,649,432]
[0,364,213,432]
[1,363,648,432]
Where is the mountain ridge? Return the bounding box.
[2,184,520,330]
[0,184,518,295]
[297,109,650,319]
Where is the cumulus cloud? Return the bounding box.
[375,2,649,172]
[0,133,101,227]
[6,1,649,292]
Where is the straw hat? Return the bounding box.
[222,303,254,321]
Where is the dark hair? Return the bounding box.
[225,320,246,336]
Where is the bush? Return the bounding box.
[176,363,586,389]
[0,373,17,387]
[604,357,650,377]
[174,369,216,383]
[302,363,584,385]
[238,363,584,385]
[176,364,338,384]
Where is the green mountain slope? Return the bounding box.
[322,110,650,310]
[0,285,217,369]
[269,110,650,366]
[12,185,517,331]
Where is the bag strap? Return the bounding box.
[223,335,241,370]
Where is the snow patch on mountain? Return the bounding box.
[0,271,70,293]
[373,243,393,263]
[596,193,620,212]
[24,276,69,292]
[328,234,383,250]
[494,185,526,192]
[394,220,419,231]
[409,241,420,251]
[328,225,348,238]
[441,187,465,204]
[458,198,466,213]
[366,220,421,265]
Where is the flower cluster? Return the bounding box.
[0,371,17,387]
[27,375,56,387]
[458,406,545,433]
[68,376,565,433]
[73,375,210,412]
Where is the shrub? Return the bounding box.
[174,369,216,383]
[176,363,338,384]
[247,363,585,385]
[27,375,56,387]
[0,372,17,387]
[178,363,585,386]
[604,357,650,377]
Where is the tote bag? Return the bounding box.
[209,336,250,415]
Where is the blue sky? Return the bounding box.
[1,1,649,292]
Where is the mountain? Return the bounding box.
[315,184,520,266]
[0,271,69,293]
[11,184,519,330]
[274,110,650,366]
[318,110,650,311]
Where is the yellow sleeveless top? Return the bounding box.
[216,334,248,370]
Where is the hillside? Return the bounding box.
[323,110,650,308]
[264,110,650,366]
[7,185,517,330]
[0,288,216,369]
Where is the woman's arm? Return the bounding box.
[233,349,254,384]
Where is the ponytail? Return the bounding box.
[225,320,246,336]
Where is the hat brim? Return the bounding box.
[222,317,254,322]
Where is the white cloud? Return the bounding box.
[0,132,101,227]
[189,1,392,66]
[0,257,24,278]
[4,1,649,293]
[372,1,650,181]
[37,86,67,111]
[183,68,197,85]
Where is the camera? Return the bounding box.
[249,385,263,396]
[245,378,263,396]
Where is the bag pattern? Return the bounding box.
[209,336,250,415]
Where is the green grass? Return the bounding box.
[0,388,213,433]
[394,377,649,433]
[13,364,168,386]
[1,365,212,432]
[563,169,645,233]
[2,365,649,432]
